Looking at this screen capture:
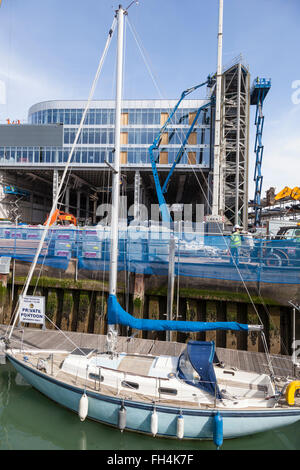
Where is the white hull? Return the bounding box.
[7,351,300,441]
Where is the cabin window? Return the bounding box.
[121,380,139,390]
[89,373,104,382]
[223,370,235,376]
[158,387,178,396]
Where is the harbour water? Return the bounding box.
[0,362,299,451]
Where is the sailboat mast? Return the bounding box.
[109,5,125,297]
[212,0,223,217]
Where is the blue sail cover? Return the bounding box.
[107,294,249,332]
[177,341,222,398]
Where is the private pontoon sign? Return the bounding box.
[19,295,45,326]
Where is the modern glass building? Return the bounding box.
[25,99,211,168]
[0,62,250,225]
[0,98,213,224]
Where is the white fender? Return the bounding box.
[177,414,184,439]
[151,409,158,436]
[118,405,127,431]
[106,331,113,343]
[78,393,89,422]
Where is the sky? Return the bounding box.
[0,0,299,197]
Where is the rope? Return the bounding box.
[126,17,165,100]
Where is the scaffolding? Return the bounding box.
[2,184,30,223]
[220,62,250,227]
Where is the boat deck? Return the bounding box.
[117,355,154,375]
[8,349,300,411]
[1,324,296,379]
[9,350,202,409]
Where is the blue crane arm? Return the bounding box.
[149,143,173,223]
[149,77,213,224]
[161,100,212,195]
[151,79,210,152]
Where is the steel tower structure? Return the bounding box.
[218,61,251,227]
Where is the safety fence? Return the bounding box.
[0,226,299,284]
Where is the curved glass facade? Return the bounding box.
[0,101,212,167]
[28,107,210,127]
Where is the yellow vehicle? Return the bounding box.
[275,186,300,201]
[291,187,300,200]
[274,186,292,201]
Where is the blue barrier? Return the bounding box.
[0,226,299,284]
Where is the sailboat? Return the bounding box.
[3,5,300,447]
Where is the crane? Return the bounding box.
[148,76,214,224]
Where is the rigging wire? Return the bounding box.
[127,15,262,316]
[126,17,164,100]
[126,0,140,11]
[127,17,209,204]
[6,15,118,341]
[125,14,280,373]
[121,14,131,330]
[33,28,116,334]
[98,28,118,324]
[43,313,88,356]
[5,6,288,370]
